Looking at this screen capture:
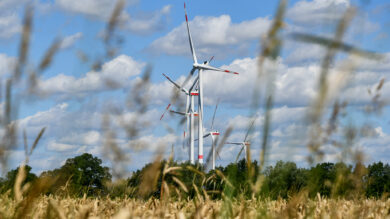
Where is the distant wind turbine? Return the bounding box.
[182,3,240,164]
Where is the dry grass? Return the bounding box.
[0,194,389,218]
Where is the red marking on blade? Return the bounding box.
[212,133,220,136]
[190,92,199,96]
[194,113,198,116]
[198,155,203,159]
[234,72,239,75]
[184,2,186,8]
[224,70,230,73]
[185,15,188,22]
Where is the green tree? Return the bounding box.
[365,162,390,198]
[307,162,336,197]
[261,161,307,199]
[41,153,111,196]
[0,165,37,194]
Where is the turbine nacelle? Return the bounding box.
[190,91,199,96]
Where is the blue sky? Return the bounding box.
[0,0,390,176]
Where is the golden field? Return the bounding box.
[1,194,389,218]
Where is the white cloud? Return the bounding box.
[147,15,271,58]
[55,0,170,35]
[60,32,83,49]
[287,0,350,26]
[123,5,172,35]
[0,13,21,39]
[59,130,101,146]
[0,0,28,11]
[0,0,29,39]
[55,0,127,19]
[0,53,16,76]
[37,54,145,98]
[285,44,326,64]
[47,140,79,152]
[148,52,389,111]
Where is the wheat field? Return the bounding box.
[1,194,389,218]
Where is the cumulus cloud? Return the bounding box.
[285,44,326,64]
[15,99,181,171]
[0,53,16,76]
[0,13,21,39]
[60,32,83,49]
[55,0,131,19]
[37,54,145,98]
[123,5,171,35]
[55,0,170,35]
[47,140,79,152]
[148,48,390,114]
[147,15,271,58]
[287,0,350,26]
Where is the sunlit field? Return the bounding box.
[1,195,390,218]
[0,0,390,218]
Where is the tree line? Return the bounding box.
[0,153,389,199]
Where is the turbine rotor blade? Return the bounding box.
[209,56,214,63]
[182,130,186,149]
[180,67,197,90]
[216,150,221,160]
[184,3,198,64]
[225,142,242,145]
[162,73,188,94]
[210,100,220,130]
[201,64,239,75]
[160,103,171,120]
[194,132,210,141]
[169,110,186,116]
[189,75,199,93]
[235,146,245,163]
[244,117,257,142]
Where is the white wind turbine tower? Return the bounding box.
[226,118,256,163]
[182,3,240,164]
[161,73,199,164]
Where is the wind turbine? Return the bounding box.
[198,102,220,170]
[182,3,240,164]
[226,118,256,163]
[160,74,199,164]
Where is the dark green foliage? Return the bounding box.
[128,160,204,199]
[307,162,337,197]
[1,157,390,200]
[40,153,111,197]
[0,165,37,194]
[261,161,308,199]
[365,162,390,198]
[125,159,390,200]
[306,162,356,198]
